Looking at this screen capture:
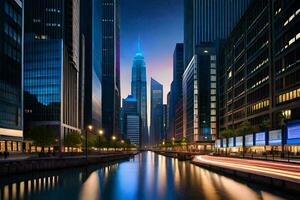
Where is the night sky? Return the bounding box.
[120,0,183,104]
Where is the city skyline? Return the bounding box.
[0,0,300,199]
[120,0,183,105]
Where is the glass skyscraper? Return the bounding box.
[184,0,251,68]
[183,44,217,144]
[122,95,141,147]
[150,78,163,145]
[24,0,80,148]
[80,0,103,131]
[0,0,23,152]
[182,0,250,145]
[102,0,121,137]
[131,41,148,146]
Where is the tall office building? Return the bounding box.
[102,0,120,137]
[0,0,23,152]
[182,0,250,145]
[150,78,163,145]
[24,0,80,148]
[219,0,300,132]
[162,104,168,141]
[173,43,184,139]
[122,95,141,147]
[184,0,251,68]
[183,43,217,145]
[79,0,103,131]
[167,82,175,140]
[131,41,148,146]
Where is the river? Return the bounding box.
[0,151,297,200]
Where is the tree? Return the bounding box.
[26,125,57,152]
[220,128,234,138]
[64,132,82,152]
[236,120,252,136]
[277,112,286,128]
[259,118,271,131]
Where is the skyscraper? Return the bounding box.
[183,43,217,146]
[102,0,120,137]
[182,0,251,145]
[150,78,163,145]
[173,43,184,139]
[0,0,23,152]
[131,41,148,146]
[219,0,300,132]
[163,104,168,141]
[122,95,141,147]
[184,0,251,68]
[80,0,103,131]
[24,0,80,148]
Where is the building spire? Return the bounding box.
[137,35,141,53]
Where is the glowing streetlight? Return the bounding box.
[112,136,116,141]
[98,129,104,136]
[85,125,93,161]
[121,140,124,144]
[88,125,93,131]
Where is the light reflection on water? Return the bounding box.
[0,151,297,200]
[80,152,294,200]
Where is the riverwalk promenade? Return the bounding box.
[0,151,138,177]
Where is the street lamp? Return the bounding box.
[85,125,93,161]
[98,129,104,152]
[112,135,116,141]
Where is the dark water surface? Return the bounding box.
[0,151,297,200]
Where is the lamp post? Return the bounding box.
[98,129,104,152]
[86,125,93,161]
[112,135,116,151]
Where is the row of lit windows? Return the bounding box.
[45,8,61,13]
[250,58,268,74]
[249,75,269,90]
[277,87,300,104]
[46,23,61,27]
[279,32,300,53]
[0,141,22,152]
[249,99,269,113]
[283,8,300,27]
[34,35,48,40]
[275,8,281,15]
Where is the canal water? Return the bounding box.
[0,151,297,200]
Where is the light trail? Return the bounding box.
[193,156,300,184]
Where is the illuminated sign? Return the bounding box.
[235,136,243,146]
[228,137,234,147]
[255,132,266,146]
[245,134,253,146]
[269,129,282,145]
[287,123,300,144]
[223,138,227,147]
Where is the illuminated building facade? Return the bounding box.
[24,0,80,148]
[219,0,300,132]
[0,0,23,152]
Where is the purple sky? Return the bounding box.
[120,0,183,105]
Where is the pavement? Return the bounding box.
[193,155,300,184]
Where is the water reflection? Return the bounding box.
[81,152,295,200]
[0,152,296,200]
